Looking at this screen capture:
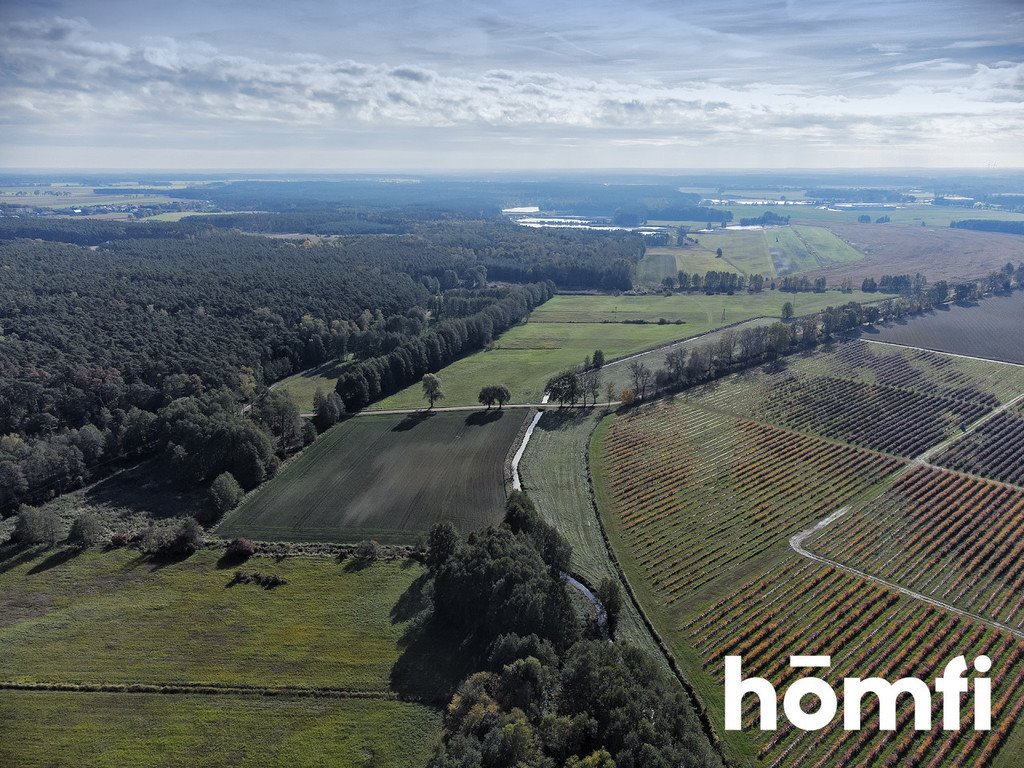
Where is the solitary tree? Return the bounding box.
[716,247,723,258]
[210,471,244,516]
[781,301,794,320]
[422,373,444,409]
[592,349,605,369]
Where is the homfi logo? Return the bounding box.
[724,655,991,731]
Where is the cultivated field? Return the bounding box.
[218,410,522,543]
[594,401,903,603]
[870,291,1024,365]
[801,223,1024,283]
[639,225,868,283]
[590,340,1024,765]
[696,340,1024,457]
[689,557,1024,768]
[0,547,443,765]
[934,401,1024,485]
[806,464,1024,627]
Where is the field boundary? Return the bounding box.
[0,680,422,701]
[863,337,1024,370]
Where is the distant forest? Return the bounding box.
[951,219,1024,235]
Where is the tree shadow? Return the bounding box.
[535,409,589,432]
[27,546,83,575]
[465,410,503,427]
[391,571,432,623]
[390,613,480,704]
[298,358,351,380]
[0,544,47,576]
[391,411,435,432]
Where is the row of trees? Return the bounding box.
[334,283,553,411]
[662,270,762,295]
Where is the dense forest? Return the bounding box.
[0,221,588,513]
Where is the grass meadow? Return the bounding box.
[0,546,443,766]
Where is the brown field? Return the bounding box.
[868,291,1024,365]
[803,223,1024,283]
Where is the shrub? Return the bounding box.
[224,537,257,562]
[143,518,204,559]
[12,506,60,546]
[355,539,381,562]
[110,531,131,548]
[67,513,104,549]
[209,471,244,516]
[231,570,287,589]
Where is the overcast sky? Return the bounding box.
[1,0,1022,170]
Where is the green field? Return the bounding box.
[370,292,878,410]
[218,410,523,543]
[275,358,354,412]
[639,225,870,284]
[0,547,434,692]
[0,692,440,768]
[369,320,687,410]
[0,546,442,766]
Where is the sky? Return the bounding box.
[1,0,1022,171]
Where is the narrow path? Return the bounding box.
[510,395,549,491]
[790,524,1024,641]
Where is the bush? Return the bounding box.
[12,506,60,546]
[224,537,257,562]
[231,570,287,589]
[209,471,244,516]
[355,539,381,562]
[110,531,131,548]
[143,518,204,559]
[67,513,104,549]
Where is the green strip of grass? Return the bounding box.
[0,690,441,768]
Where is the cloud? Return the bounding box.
[0,7,1021,169]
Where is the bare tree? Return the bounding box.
[582,371,601,407]
[605,380,616,406]
[627,361,653,400]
